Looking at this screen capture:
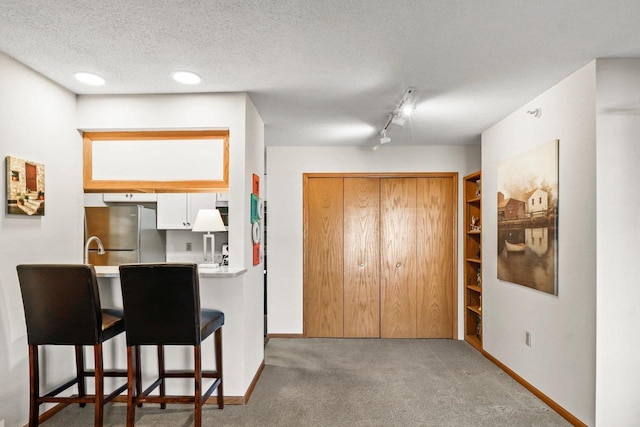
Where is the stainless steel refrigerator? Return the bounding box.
[84,206,166,266]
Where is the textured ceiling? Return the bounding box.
[1,1,640,147]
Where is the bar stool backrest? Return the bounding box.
[119,263,202,346]
[17,264,103,345]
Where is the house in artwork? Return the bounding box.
[526,188,549,217]
[497,192,526,221]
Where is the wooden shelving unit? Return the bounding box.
[464,171,482,351]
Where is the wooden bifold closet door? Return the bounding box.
[415,177,455,338]
[343,178,380,338]
[304,177,344,337]
[304,173,456,339]
[380,178,417,338]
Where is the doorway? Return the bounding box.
[25,162,37,193]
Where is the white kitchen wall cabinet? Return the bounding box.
[103,193,158,203]
[157,193,216,229]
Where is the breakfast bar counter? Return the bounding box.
[94,265,247,278]
[93,265,263,404]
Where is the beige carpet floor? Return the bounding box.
[39,338,570,426]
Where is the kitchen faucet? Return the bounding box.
[84,236,105,264]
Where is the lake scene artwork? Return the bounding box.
[497,140,558,295]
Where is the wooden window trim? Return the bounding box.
[83,130,229,193]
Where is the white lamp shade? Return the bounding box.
[191,209,226,232]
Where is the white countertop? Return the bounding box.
[198,265,247,277]
[94,265,120,277]
[94,265,247,278]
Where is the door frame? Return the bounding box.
[303,172,458,339]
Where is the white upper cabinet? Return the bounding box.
[157,193,217,230]
[102,193,158,203]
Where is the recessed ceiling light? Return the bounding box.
[172,71,201,84]
[74,72,105,86]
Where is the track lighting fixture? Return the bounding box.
[378,87,415,145]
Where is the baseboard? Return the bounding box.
[33,351,585,425]
[207,359,266,405]
[481,349,587,427]
[36,358,267,423]
[265,333,304,340]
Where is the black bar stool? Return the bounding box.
[118,263,224,427]
[16,264,129,427]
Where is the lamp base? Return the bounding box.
[202,233,216,265]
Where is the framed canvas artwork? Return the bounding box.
[497,140,558,295]
[6,156,45,216]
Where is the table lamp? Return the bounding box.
[192,209,227,267]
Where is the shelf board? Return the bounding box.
[465,258,482,264]
[467,197,481,204]
[466,305,482,315]
[467,230,481,235]
[465,334,482,351]
[467,285,482,293]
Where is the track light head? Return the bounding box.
[391,112,406,126]
[380,132,391,144]
[402,103,415,116]
[379,87,415,139]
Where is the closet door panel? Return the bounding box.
[416,177,455,338]
[304,177,344,337]
[344,178,380,338]
[380,178,417,338]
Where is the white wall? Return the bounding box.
[76,93,249,268]
[481,62,596,425]
[243,98,266,390]
[265,144,481,335]
[76,92,265,397]
[595,59,640,425]
[0,52,81,426]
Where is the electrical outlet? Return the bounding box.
[525,331,532,347]
[186,242,192,252]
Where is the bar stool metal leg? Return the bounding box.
[75,346,87,408]
[216,328,224,409]
[28,345,39,426]
[158,345,166,410]
[194,345,202,427]
[94,344,104,426]
[126,346,137,427]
